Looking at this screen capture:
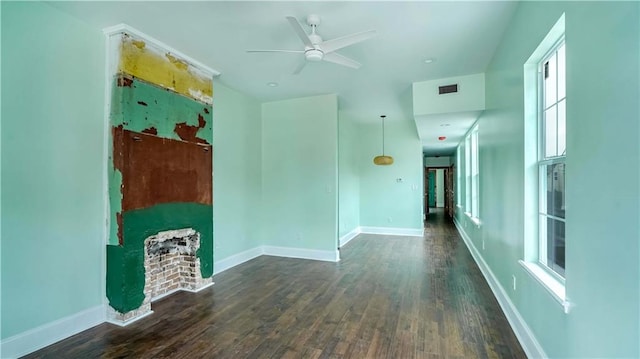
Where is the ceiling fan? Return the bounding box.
[247,14,376,74]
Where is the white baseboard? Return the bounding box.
[359,226,424,237]
[339,227,361,247]
[262,245,340,262]
[453,219,547,359]
[0,304,106,359]
[214,246,264,275]
[1,244,340,358]
[182,281,215,293]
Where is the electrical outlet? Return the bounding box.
[387,217,393,223]
[512,275,517,291]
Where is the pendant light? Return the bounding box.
[373,115,393,165]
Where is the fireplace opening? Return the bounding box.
[107,228,213,325]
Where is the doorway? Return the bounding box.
[424,165,455,219]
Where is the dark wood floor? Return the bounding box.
[24,209,525,358]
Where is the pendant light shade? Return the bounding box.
[373,115,393,165]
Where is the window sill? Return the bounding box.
[464,212,482,228]
[519,260,571,313]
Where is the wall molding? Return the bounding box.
[214,246,264,275]
[359,226,424,237]
[263,245,340,262]
[339,227,361,247]
[102,24,220,77]
[453,219,547,359]
[0,304,106,359]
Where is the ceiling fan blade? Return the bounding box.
[246,49,304,53]
[293,60,307,75]
[286,16,314,48]
[321,30,376,54]
[323,52,362,69]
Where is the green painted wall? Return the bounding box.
[455,2,639,357]
[338,112,360,238]
[111,77,212,143]
[211,83,263,262]
[261,95,338,252]
[1,1,105,339]
[107,203,212,312]
[359,119,423,230]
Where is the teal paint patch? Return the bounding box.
[108,167,123,245]
[111,76,213,144]
[106,202,213,313]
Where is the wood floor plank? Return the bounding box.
[23,209,525,359]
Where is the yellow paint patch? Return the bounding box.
[132,39,146,49]
[118,35,213,104]
[166,54,189,71]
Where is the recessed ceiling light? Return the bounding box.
[424,58,436,64]
[267,82,278,87]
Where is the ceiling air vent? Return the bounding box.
[438,84,458,95]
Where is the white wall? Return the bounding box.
[413,73,485,116]
[455,2,640,358]
[359,119,424,231]
[338,112,360,238]
[1,1,106,342]
[435,169,445,208]
[261,95,339,254]
[211,83,262,263]
[424,156,451,167]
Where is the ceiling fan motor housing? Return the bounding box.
[305,48,324,61]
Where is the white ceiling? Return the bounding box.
[48,1,518,156]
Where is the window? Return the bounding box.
[465,135,471,213]
[464,124,479,219]
[538,40,566,278]
[521,14,568,310]
[456,146,462,206]
[471,126,479,218]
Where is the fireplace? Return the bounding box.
[105,27,215,326]
[107,228,213,324]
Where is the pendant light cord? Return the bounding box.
[381,115,386,155]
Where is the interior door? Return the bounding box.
[424,167,429,215]
[444,168,450,215]
[447,164,455,217]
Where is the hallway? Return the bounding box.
[24,211,525,358]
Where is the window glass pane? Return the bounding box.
[545,163,565,219]
[544,106,557,157]
[558,99,566,156]
[539,165,548,212]
[465,137,471,212]
[546,217,565,276]
[472,174,479,217]
[544,53,557,108]
[539,214,548,266]
[557,43,566,100]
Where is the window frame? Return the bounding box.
[465,135,472,213]
[471,126,479,219]
[537,38,566,281]
[521,13,569,312]
[463,123,480,223]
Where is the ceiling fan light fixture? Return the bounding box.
[373,115,393,166]
[305,48,324,62]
